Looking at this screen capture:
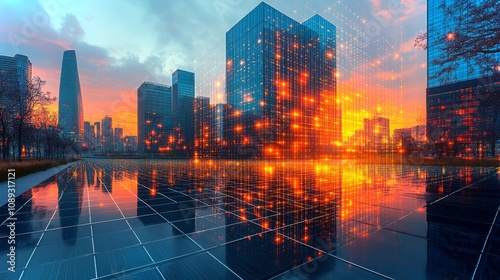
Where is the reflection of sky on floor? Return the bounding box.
[0,160,499,279]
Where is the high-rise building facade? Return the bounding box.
[411,125,426,142]
[427,0,500,157]
[211,103,227,157]
[102,116,112,137]
[94,121,101,152]
[364,116,390,153]
[194,96,211,157]
[58,50,84,140]
[114,127,123,140]
[123,136,137,152]
[226,2,338,159]
[83,121,92,148]
[0,54,32,111]
[172,69,195,156]
[302,15,342,153]
[114,127,124,152]
[101,116,113,152]
[137,82,172,155]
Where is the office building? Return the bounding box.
[393,128,411,144]
[211,103,227,157]
[411,125,426,142]
[114,127,123,152]
[172,69,195,156]
[137,82,172,155]
[194,96,211,157]
[225,2,338,159]
[102,116,112,137]
[427,0,500,157]
[0,54,32,111]
[114,127,123,140]
[94,121,101,152]
[102,116,113,152]
[364,116,390,152]
[58,50,84,140]
[83,121,93,148]
[124,136,137,152]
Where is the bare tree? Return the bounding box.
[35,107,59,158]
[415,0,500,79]
[10,76,55,162]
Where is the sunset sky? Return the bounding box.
[0,0,427,137]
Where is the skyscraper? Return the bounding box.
[364,116,390,153]
[212,103,228,157]
[226,2,338,159]
[302,15,342,153]
[137,82,172,155]
[194,96,210,157]
[114,127,124,152]
[0,54,32,110]
[172,69,195,155]
[102,116,112,137]
[83,121,91,147]
[427,0,500,157]
[58,50,84,140]
[94,121,101,152]
[101,116,113,152]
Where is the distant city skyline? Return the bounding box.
[0,0,427,136]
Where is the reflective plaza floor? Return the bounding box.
[1,159,499,279]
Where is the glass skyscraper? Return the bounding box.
[226,2,338,159]
[58,50,84,140]
[426,0,500,157]
[0,54,32,111]
[172,69,195,156]
[137,82,172,155]
[194,96,211,157]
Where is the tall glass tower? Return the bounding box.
[226,2,338,159]
[172,69,195,156]
[58,50,84,140]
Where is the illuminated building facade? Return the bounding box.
[172,69,195,156]
[411,125,426,142]
[137,82,172,155]
[212,103,228,157]
[114,127,123,152]
[94,121,100,144]
[194,96,211,158]
[83,121,93,149]
[427,0,500,157]
[123,136,137,152]
[101,116,113,153]
[58,50,84,140]
[226,2,338,159]
[364,116,390,153]
[393,128,411,144]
